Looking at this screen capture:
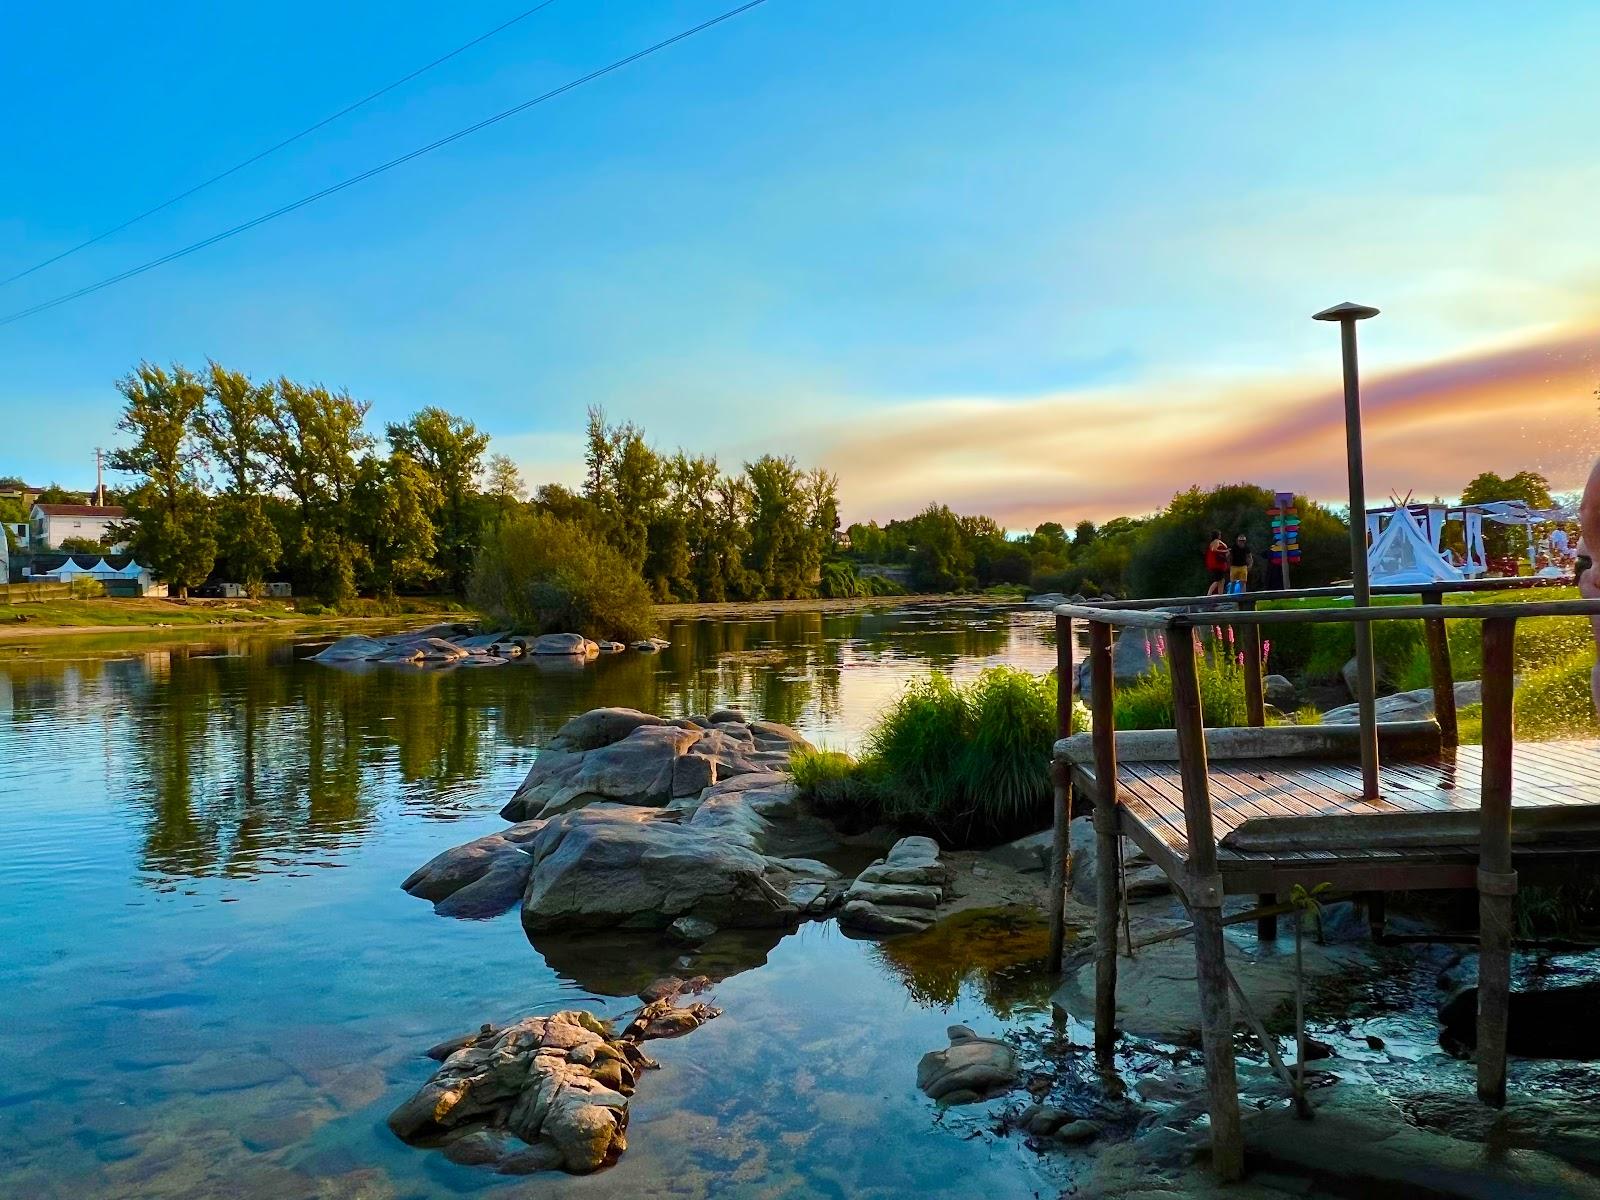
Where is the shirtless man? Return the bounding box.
[1577,458,1600,717]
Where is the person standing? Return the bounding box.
[1205,529,1230,595]
[1228,534,1253,594]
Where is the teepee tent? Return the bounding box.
[1368,508,1463,586]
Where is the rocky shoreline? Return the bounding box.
[311,623,669,668]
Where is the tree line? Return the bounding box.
[35,358,1568,608]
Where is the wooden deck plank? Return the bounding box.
[1096,738,1600,893]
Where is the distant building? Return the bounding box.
[29,503,127,552]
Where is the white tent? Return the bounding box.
[1368,507,1464,586]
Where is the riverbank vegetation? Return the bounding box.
[794,667,1069,845]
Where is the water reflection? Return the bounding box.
[1,603,1050,889]
[0,604,1065,1200]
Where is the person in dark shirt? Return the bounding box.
[1228,535,1253,593]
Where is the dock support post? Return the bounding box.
[1241,600,1266,727]
[1423,588,1458,748]
[1476,616,1518,1107]
[1169,627,1244,1181]
[1048,613,1076,976]
[1089,621,1120,1058]
[1047,760,1071,975]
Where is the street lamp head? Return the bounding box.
[1313,301,1380,322]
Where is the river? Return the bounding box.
[0,601,1072,1199]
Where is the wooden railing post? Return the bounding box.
[1168,626,1244,1182]
[1056,612,1075,743]
[1422,588,1458,748]
[1088,620,1120,1058]
[1476,616,1517,1107]
[1241,599,1266,727]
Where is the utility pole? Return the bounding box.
[1313,301,1381,800]
[95,447,104,506]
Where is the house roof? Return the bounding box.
[32,503,125,518]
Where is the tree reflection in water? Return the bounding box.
[0,603,1048,887]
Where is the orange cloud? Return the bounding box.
[821,326,1600,527]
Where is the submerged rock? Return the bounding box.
[388,1003,718,1175]
[916,1024,1018,1105]
[527,633,597,656]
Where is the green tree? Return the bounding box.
[903,504,976,592]
[1460,470,1555,561]
[484,453,525,528]
[386,407,490,593]
[58,535,109,554]
[469,510,657,641]
[199,362,281,594]
[266,379,373,605]
[745,455,818,597]
[107,362,217,596]
[353,452,441,597]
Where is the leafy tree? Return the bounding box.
[267,379,373,604]
[199,362,281,594]
[353,452,440,597]
[745,455,819,597]
[1460,470,1555,561]
[484,453,525,528]
[34,484,81,505]
[903,504,976,592]
[0,496,25,553]
[58,535,109,554]
[386,407,490,593]
[107,362,217,596]
[469,511,657,641]
[530,482,597,529]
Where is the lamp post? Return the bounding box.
[1314,301,1381,801]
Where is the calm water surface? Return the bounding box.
[0,603,1067,1200]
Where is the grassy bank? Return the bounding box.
[0,595,465,643]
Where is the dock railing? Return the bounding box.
[1047,575,1600,1180]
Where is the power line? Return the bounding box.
[0,0,768,329]
[1,0,564,288]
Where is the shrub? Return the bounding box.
[791,667,1067,845]
[469,512,657,642]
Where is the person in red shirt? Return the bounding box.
[1204,529,1230,595]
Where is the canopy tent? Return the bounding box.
[1366,498,1576,581]
[1367,507,1464,585]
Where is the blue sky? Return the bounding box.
[4,1,1599,524]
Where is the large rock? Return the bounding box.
[502,713,804,821]
[413,706,823,932]
[507,725,700,819]
[1264,674,1298,710]
[916,1024,1018,1105]
[388,1004,717,1175]
[402,832,536,919]
[1322,679,1483,725]
[520,804,798,931]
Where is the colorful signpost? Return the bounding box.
[1268,490,1301,588]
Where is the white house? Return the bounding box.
[28,503,127,551]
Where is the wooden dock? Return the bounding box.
[1044,580,1600,1182]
